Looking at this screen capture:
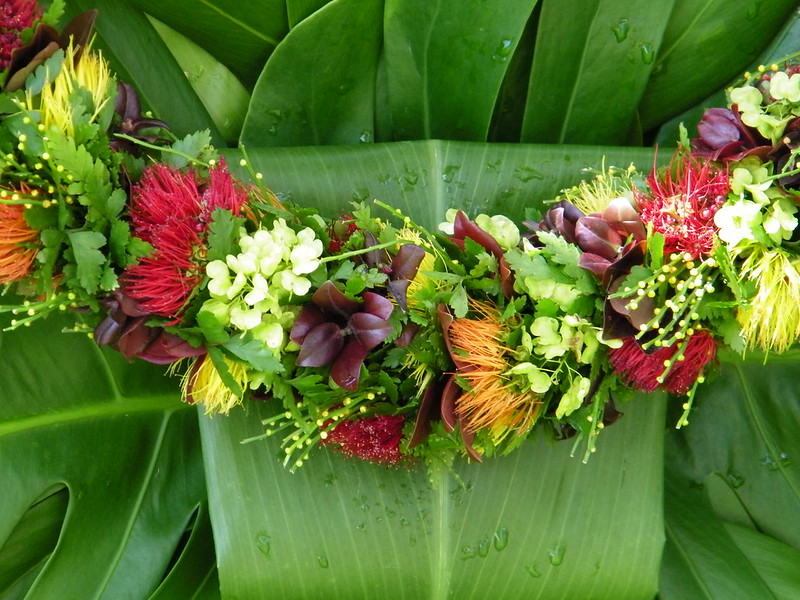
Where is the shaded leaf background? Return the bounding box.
[2,0,800,597]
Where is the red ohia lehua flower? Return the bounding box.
[609,329,717,394]
[321,414,406,466]
[0,0,41,71]
[636,152,729,259]
[122,160,249,319]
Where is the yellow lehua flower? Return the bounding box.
[448,302,541,442]
[181,355,251,415]
[736,248,800,353]
[31,40,114,138]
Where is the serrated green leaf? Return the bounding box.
[205,208,244,263]
[66,231,107,294]
[223,336,284,374]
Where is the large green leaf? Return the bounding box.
[202,396,665,599]
[0,317,214,599]
[665,352,800,550]
[521,0,674,145]
[239,0,383,147]
[128,0,288,88]
[62,0,224,143]
[638,0,799,131]
[382,0,539,141]
[204,141,667,598]
[660,469,800,600]
[227,140,660,228]
[659,352,800,598]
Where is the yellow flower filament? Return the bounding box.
[32,41,113,138]
[182,355,250,415]
[736,249,800,353]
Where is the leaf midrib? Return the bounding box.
[0,395,184,438]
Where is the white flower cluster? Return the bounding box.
[200,219,323,348]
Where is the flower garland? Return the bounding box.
[3,5,800,470]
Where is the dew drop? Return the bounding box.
[409,536,417,547]
[356,522,367,532]
[317,554,329,568]
[726,468,745,488]
[352,188,370,202]
[324,472,338,487]
[494,527,509,551]
[492,38,514,62]
[477,538,491,558]
[461,544,477,560]
[267,125,278,136]
[403,166,419,185]
[266,108,283,120]
[548,544,566,566]
[526,564,542,578]
[639,43,655,64]
[747,2,760,20]
[442,165,460,183]
[359,130,373,143]
[255,532,272,558]
[611,19,629,43]
[513,165,544,182]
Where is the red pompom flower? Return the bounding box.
[0,0,41,71]
[122,160,249,319]
[322,414,406,465]
[637,154,729,259]
[609,330,717,395]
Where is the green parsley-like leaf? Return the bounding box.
[224,336,285,374]
[164,130,214,169]
[449,283,469,317]
[66,231,106,294]
[206,208,244,262]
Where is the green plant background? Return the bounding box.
[2,0,800,598]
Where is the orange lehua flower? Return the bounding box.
[0,201,38,283]
[447,303,541,438]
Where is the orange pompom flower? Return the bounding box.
[0,200,38,283]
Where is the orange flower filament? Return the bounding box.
[448,305,541,437]
[0,200,38,283]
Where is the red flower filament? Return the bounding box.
[637,154,729,259]
[609,330,717,395]
[122,161,249,319]
[322,414,406,466]
[0,0,41,71]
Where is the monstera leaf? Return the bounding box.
[0,316,215,599]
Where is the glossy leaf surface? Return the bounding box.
[0,317,214,599]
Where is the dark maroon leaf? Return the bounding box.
[349,312,392,351]
[296,322,344,367]
[93,315,123,347]
[391,244,425,281]
[602,198,646,241]
[116,317,156,360]
[394,322,419,348]
[407,378,443,449]
[574,217,622,260]
[440,376,459,433]
[453,210,504,258]
[289,305,327,344]
[386,279,411,312]
[330,340,369,391]
[696,107,740,148]
[579,252,613,283]
[137,332,204,365]
[361,291,394,321]
[459,420,483,463]
[311,281,361,318]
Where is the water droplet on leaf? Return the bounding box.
[639,43,655,64]
[492,38,514,62]
[256,532,272,558]
[526,564,542,578]
[477,538,491,557]
[726,468,745,488]
[611,19,629,42]
[548,544,566,566]
[494,527,509,551]
[317,554,329,568]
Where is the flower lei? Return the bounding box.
[3,6,800,470]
